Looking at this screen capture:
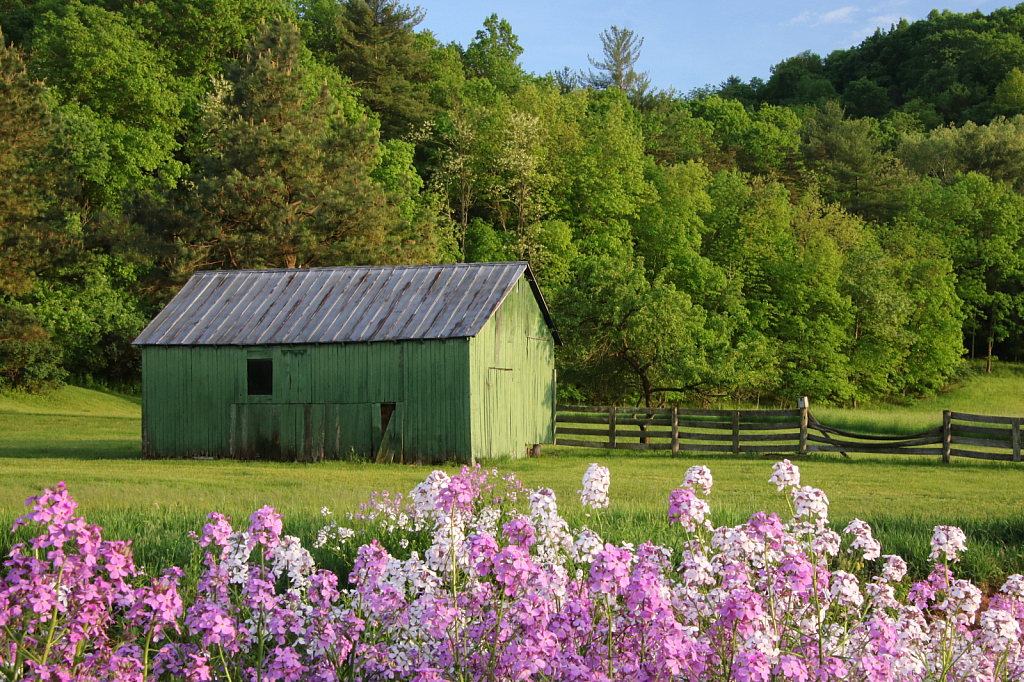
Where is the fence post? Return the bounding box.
[1013,418,1021,463]
[732,411,740,455]
[671,406,679,456]
[942,410,952,464]
[608,407,616,450]
[798,396,809,454]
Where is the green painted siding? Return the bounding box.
[141,276,553,464]
[468,279,556,459]
[142,339,473,463]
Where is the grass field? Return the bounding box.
[2,364,1023,588]
[813,361,1024,434]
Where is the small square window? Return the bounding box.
[247,358,273,396]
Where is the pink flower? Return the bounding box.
[589,544,633,595]
[668,487,711,532]
[768,459,800,491]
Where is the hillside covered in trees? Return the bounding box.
[3,0,1024,407]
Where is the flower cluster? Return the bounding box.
[578,462,610,510]
[3,461,1024,682]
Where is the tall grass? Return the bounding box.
[2,367,1024,588]
[812,361,1024,434]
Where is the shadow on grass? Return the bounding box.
[541,446,1021,471]
[0,440,142,460]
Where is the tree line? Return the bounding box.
[2,0,1024,407]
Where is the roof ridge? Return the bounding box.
[191,262,528,276]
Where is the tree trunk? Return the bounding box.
[988,339,994,373]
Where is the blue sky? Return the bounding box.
[418,1,1008,92]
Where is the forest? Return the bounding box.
[3,0,1024,407]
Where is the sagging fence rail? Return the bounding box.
[554,401,1023,463]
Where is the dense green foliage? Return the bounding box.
[3,1,1024,404]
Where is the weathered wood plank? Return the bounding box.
[942,409,951,464]
[676,420,733,430]
[807,434,942,448]
[671,406,679,456]
[950,448,1014,461]
[676,408,800,417]
[949,436,1014,450]
[606,441,675,450]
[738,445,801,453]
[813,422,943,440]
[807,445,944,456]
[613,406,673,415]
[1014,418,1021,463]
[557,405,616,413]
[950,412,1016,425]
[555,438,612,449]
[676,444,737,453]
[950,424,1012,438]
[673,420,801,431]
[613,417,673,426]
[556,427,614,437]
[556,415,610,424]
[614,429,673,438]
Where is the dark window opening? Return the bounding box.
[247,359,273,396]
[380,402,396,436]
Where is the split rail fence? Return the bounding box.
[554,402,1023,463]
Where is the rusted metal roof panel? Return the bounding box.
[133,262,561,345]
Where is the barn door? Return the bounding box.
[281,349,311,403]
[231,403,326,461]
[373,402,403,463]
[484,368,514,457]
[324,403,375,460]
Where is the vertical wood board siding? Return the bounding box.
[469,279,556,459]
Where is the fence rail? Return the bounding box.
[553,401,1023,463]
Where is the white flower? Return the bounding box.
[812,529,842,557]
[843,518,881,561]
[929,525,968,562]
[572,527,603,563]
[978,608,1021,653]
[830,570,864,608]
[683,465,713,495]
[792,486,829,525]
[578,463,610,510]
[271,535,315,588]
[769,459,800,491]
[881,555,908,583]
[410,470,451,518]
[530,487,572,563]
[1000,573,1024,599]
[223,531,254,584]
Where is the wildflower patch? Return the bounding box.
[1,460,1022,680]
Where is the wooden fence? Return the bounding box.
[554,402,1023,463]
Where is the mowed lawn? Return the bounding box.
[1,370,1024,586]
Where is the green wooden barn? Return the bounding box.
[132,262,561,464]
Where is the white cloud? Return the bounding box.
[818,6,859,23]
[788,6,860,26]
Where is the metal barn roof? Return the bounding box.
[133,262,560,346]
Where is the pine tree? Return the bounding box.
[299,0,435,138]
[134,19,439,281]
[584,26,651,101]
